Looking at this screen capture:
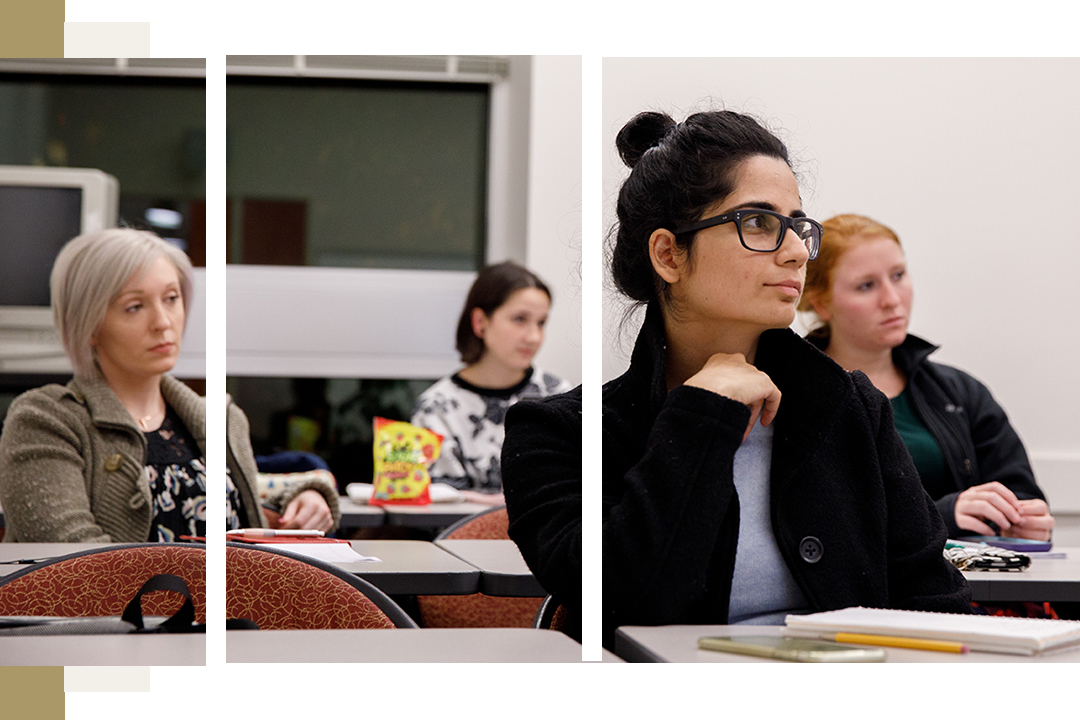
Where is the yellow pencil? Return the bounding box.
[834,633,969,654]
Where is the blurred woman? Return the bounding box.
[0,229,337,542]
[412,261,571,505]
[602,110,970,648]
[800,214,1053,541]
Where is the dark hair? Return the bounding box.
[455,261,552,364]
[610,110,792,305]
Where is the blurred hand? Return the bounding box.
[1001,498,1054,541]
[954,482,1024,537]
[684,352,781,442]
[278,489,334,532]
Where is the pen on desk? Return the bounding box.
[834,633,968,654]
[226,529,325,538]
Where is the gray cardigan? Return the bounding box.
[0,375,338,542]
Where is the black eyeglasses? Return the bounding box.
[673,208,822,260]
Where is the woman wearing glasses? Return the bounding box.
[603,110,970,648]
[800,214,1053,541]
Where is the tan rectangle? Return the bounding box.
[0,667,64,719]
[1,0,63,57]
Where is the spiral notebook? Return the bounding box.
[784,607,1080,655]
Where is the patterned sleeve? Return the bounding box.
[411,384,472,490]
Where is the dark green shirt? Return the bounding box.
[890,388,949,499]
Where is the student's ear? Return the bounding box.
[470,307,488,338]
[649,228,684,285]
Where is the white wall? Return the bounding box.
[603,58,1080,513]
[526,55,582,386]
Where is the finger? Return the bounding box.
[981,482,1022,511]
[975,489,1022,526]
[955,513,996,536]
[1003,525,1052,541]
[1017,499,1050,515]
[964,497,1015,531]
[758,386,782,427]
[744,400,763,443]
[1015,513,1055,531]
[278,503,298,527]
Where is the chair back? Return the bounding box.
[420,505,543,628]
[532,594,568,631]
[0,543,206,622]
[225,542,417,629]
[436,505,510,540]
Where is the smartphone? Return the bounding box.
[697,635,887,662]
[956,535,1052,552]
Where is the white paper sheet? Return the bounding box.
[263,543,381,564]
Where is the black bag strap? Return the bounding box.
[121,573,203,633]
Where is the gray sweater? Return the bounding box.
[0,375,338,542]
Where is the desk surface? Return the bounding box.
[434,539,546,597]
[615,624,1080,663]
[0,541,480,597]
[961,548,1080,602]
[227,627,583,663]
[0,633,205,665]
[330,540,481,595]
[381,502,493,528]
[335,498,386,529]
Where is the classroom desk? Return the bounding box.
[324,540,481,596]
[434,539,546,597]
[335,498,387,529]
[961,548,1080,603]
[0,633,205,665]
[227,627,584,663]
[614,624,1080,663]
[381,501,493,528]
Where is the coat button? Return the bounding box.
[104,454,123,472]
[799,536,823,563]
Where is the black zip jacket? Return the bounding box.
[809,334,1045,538]
[603,304,970,649]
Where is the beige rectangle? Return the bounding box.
[65,666,151,692]
[64,22,151,58]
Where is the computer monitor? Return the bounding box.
[0,165,119,374]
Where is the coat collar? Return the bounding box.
[804,331,940,378]
[623,302,857,490]
[626,301,854,426]
[65,374,206,453]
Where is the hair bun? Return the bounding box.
[616,111,676,169]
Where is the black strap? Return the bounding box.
[121,574,202,633]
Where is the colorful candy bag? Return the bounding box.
[370,417,442,506]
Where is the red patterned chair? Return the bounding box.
[416,506,544,628]
[225,542,417,629]
[0,543,206,622]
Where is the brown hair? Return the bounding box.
[455,261,552,364]
[799,214,902,340]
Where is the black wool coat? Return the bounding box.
[503,385,583,642]
[603,304,971,648]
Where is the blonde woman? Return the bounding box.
[0,229,337,542]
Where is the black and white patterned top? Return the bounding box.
[145,405,242,541]
[410,367,572,493]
